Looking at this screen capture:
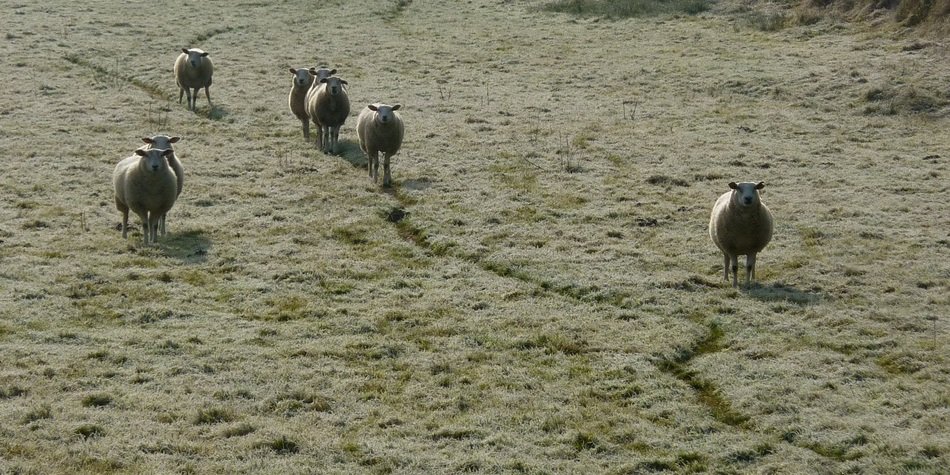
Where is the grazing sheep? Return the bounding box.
[708,181,774,288]
[305,76,349,154]
[113,148,179,245]
[356,103,404,187]
[174,48,214,111]
[288,67,336,140]
[141,135,183,235]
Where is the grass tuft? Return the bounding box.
[541,0,710,18]
[81,394,113,408]
[75,424,105,439]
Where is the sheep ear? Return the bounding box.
[728,182,738,190]
[329,69,337,75]
[169,136,181,143]
[289,68,297,74]
[162,149,174,157]
[181,48,189,54]
[392,104,401,110]
[200,52,209,57]
[320,78,328,83]
[755,181,765,189]
[142,137,153,144]
[135,149,148,157]
[340,80,347,85]
[368,104,378,111]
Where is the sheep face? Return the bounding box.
[135,148,173,172]
[319,76,347,96]
[181,48,209,68]
[309,67,337,83]
[368,104,401,125]
[728,181,765,208]
[142,135,181,150]
[289,68,313,88]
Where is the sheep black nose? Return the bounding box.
[744,197,752,204]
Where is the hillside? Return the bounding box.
[0,0,947,472]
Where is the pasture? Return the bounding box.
[0,0,947,473]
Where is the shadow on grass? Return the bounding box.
[207,105,228,121]
[333,140,367,169]
[746,282,822,305]
[161,229,212,263]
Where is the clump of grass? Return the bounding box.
[1,385,27,399]
[542,0,710,18]
[193,407,234,425]
[515,333,587,355]
[81,394,113,408]
[646,174,690,187]
[261,435,299,455]
[221,423,255,438]
[75,424,105,439]
[23,405,52,423]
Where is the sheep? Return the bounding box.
[288,67,336,141]
[708,181,774,288]
[140,135,183,235]
[174,48,214,111]
[305,76,349,154]
[356,103,404,187]
[113,148,179,245]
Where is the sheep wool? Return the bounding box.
[356,103,404,187]
[141,135,183,235]
[708,181,774,287]
[305,76,350,154]
[175,48,214,111]
[289,67,336,141]
[113,148,179,245]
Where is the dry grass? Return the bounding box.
[0,0,948,473]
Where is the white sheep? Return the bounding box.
[113,148,179,245]
[288,67,336,141]
[140,135,183,235]
[356,103,404,187]
[305,76,350,154]
[174,48,214,111]
[708,181,774,287]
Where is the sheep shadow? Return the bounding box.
[160,229,212,263]
[332,140,367,168]
[745,282,822,305]
[207,105,228,121]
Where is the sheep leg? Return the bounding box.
[301,119,310,141]
[159,213,167,236]
[722,253,729,282]
[383,153,392,187]
[316,126,325,152]
[203,86,212,108]
[746,253,757,287]
[178,87,184,104]
[730,254,739,288]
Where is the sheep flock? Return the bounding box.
[115,46,774,288]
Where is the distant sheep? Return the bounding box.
[141,135,183,235]
[288,67,336,140]
[305,76,349,154]
[356,103,404,187]
[708,181,774,287]
[113,148,179,245]
[174,48,214,111]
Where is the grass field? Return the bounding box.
[1,0,948,473]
